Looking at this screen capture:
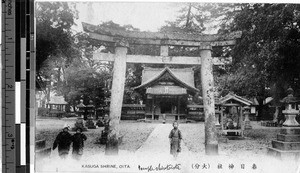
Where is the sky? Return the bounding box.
[1,0,300,43]
[72,2,184,32]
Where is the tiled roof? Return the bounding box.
[134,67,199,93]
[218,92,253,106]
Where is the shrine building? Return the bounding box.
[134,67,199,120]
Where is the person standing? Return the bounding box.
[72,127,87,160]
[53,124,73,159]
[169,121,182,158]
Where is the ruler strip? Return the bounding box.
[2,0,16,173]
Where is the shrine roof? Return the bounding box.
[134,67,199,93]
[218,93,254,106]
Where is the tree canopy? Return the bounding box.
[36,2,300,117]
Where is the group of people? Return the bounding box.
[52,121,182,159]
[53,125,87,160]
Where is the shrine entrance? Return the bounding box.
[160,98,173,114]
[82,22,242,155]
[153,96,180,120]
[160,97,175,114]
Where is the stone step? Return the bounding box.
[272,140,300,150]
[280,127,300,135]
[35,147,51,158]
[277,134,300,142]
[267,147,300,160]
[218,137,228,143]
[226,136,245,140]
[35,139,46,150]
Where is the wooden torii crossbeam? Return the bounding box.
[83,22,241,47]
[82,22,242,155]
[93,52,232,65]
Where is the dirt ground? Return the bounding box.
[35,118,300,173]
[36,118,281,155]
[179,122,281,157]
[36,118,157,153]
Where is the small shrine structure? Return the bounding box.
[47,95,68,117]
[217,92,255,136]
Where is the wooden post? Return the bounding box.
[200,45,218,155]
[105,40,128,155]
[152,96,155,120]
[221,107,224,130]
[240,106,244,137]
[238,106,243,128]
[177,96,180,120]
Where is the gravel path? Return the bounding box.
[136,124,189,155]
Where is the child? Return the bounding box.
[169,121,182,158]
[53,124,73,159]
[72,127,87,160]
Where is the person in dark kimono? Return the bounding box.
[72,127,87,160]
[53,125,72,159]
[169,121,182,158]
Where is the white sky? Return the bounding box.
[1,0,300,43]
[73,2,184,32]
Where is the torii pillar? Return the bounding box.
[105,40,128,155]
[200,45,218,155]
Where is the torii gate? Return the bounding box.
[82,22,242,155]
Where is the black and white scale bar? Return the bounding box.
[16,0,27,172]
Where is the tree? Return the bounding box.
[36,1,80,94]
[159,3,300,119]
[215,4,300,119]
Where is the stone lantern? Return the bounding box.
[86,100,95,119]
[77,99,86,119]
[73,99,87,131]
[243,105,252,129]
[281,88,300,127]
[85,100,96,129]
